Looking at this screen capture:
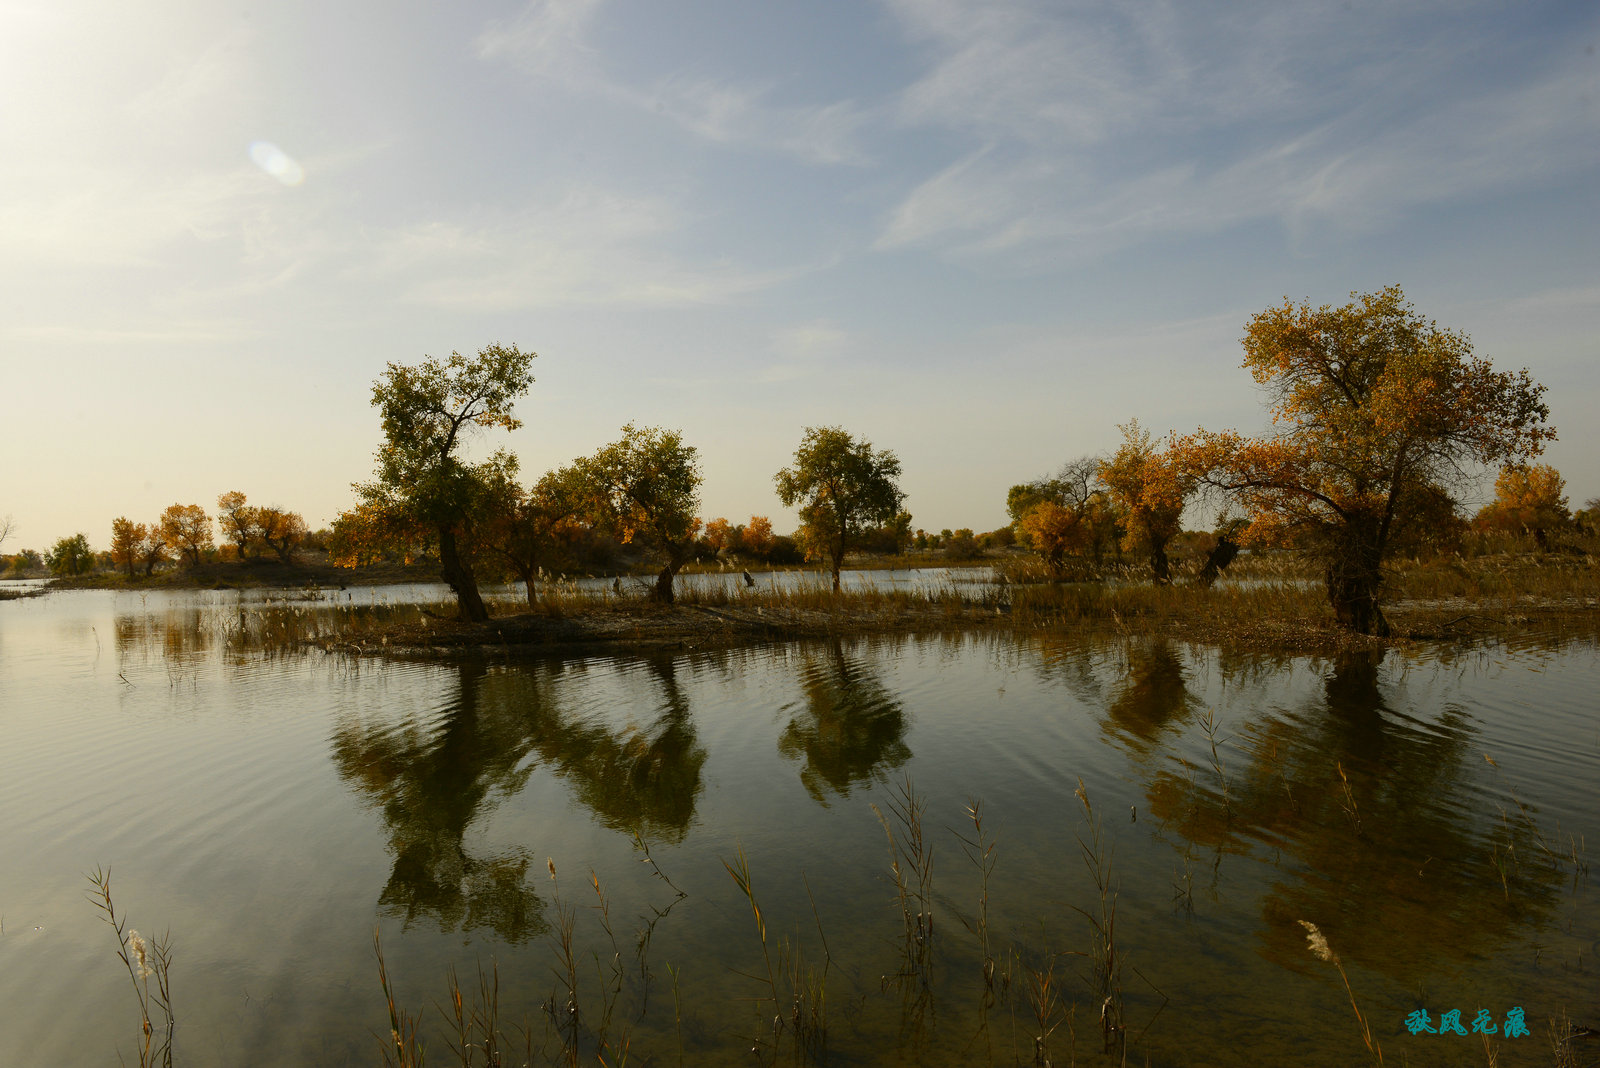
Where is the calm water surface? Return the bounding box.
[1,585,1595,1066]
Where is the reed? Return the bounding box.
[872,776,936,984]
[1070,779,1122,1054]
[374,926,426,1068]
[588,869,629,1057]
[86,867,175,1068]
[1022,954,1069,1068]
[1335,761,1361,836]
[443,960,509,1068]
[722,842,834,1059]
[1198,707,1232,816]
[722,843,781,1049]
[954,796,998,986]
[545,860,581,1068]
[1297,920,1383,1066]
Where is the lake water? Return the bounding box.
[1,585,1595,1066]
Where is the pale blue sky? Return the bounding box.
[3,0,1597,550]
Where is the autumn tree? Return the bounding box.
[1474,463,1570,548]
[135,523,167,576]
[1578,498,1600,535]
[1099,420,1195,583]
[742,515,776,558]
[1178,286,1553,635]
[109,517,147,578]
[329,501,433,568]
[345,345,536,621]
[576,424,702,603]
[47,533,95,576]
[774,426,905,592]
[1016,501,1091,579]
[1007,456,1119,575]
[216,491,260,559]
[255,505,308,563]
[7,548,42,575]
[479,459,590,607]
[702,517,738,555]
[160,503,214,567]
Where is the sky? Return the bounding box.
[3,0,1598,552]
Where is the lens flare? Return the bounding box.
[248,141,305,186]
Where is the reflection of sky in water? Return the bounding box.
[0,587,1594,1067]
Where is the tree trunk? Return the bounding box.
[1149,541,1171,584]
[438,524,489,622]
[1324,540,1389,636]
[654,564,676,603]
[1197,536,1239,588]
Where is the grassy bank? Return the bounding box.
[315,548,1598,660]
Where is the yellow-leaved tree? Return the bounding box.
[1098,420,1195,584]
[1474,463,1569,547]
[1176,286,1553,635]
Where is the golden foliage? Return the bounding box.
[1172,286,1553,633]
[1474,463,1569,541]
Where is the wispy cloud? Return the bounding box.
[876,0,1600,261]
[476,0,605,79]
[478,0,873,165]
[371,190,794,309]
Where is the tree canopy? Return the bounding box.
[1007,456,1120,578]
[47,533,95,576]
[160,503,213,567]
[348,344,536,621]
[1474,463,1569,547]
[576,424,702,603]
[110,518,145,578]
[774,426,905,592]
[1177,286,1553,634]
[1099,420,1194,584]
[478,458,591,607]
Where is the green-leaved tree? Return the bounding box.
[348,345,536,622]
[47,533,95,576]
[775,426,905,592]
[576,424,702,603]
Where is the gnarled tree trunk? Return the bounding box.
[1197,536,1239,588]
[437,524,489,622]
[654,564,677,604]
[1323,533,1389,636]
[1149,541,1172,585]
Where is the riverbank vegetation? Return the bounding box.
[7,289,1595,649]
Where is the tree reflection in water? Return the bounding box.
[778,639,911,803]
[1130,648,1565,983]
[1103,640,1196,754]
[330,654,707,942]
